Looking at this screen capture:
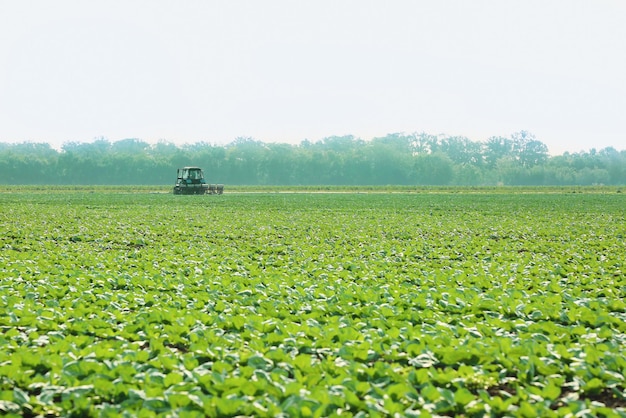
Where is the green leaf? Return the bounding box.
[421,385,440,402]
[542,381,561,400]
[215,396,243,416]
[453,387,475,406]
[583,378,604,394]
[518,401,537,418]
[294,354,312,371]
[247,354,273,371]
[12,388,29,405]
[164,372,184,387]
[343,388,366,409]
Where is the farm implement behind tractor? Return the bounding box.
[173,167,224,195]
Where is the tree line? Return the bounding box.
[1,131,624,186]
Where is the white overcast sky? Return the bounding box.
[1,1,625,155]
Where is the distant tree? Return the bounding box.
[371,133,413,154]
[511,131,548,168]
[598,147,625,184]
[366,138,413,184]
[224,137,268,184]
[413,153,453,185]
[111,138,149,154]
[62,137,111,156]
[408,132,437,155]
[483,136,514,169]
[264,143,296,184]
[495,157,526,185]
[576,167,611,185]
[438,135,483,166]
[453,165,484,186]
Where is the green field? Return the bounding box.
[0,189,625,417]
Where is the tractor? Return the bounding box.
[173,167,224,195]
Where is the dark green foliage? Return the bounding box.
[1,132,625,185]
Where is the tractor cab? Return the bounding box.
[180,167,204,182]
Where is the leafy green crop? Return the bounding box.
[0,190,625,416]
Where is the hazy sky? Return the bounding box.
[1,1,625,155]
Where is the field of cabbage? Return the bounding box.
[1,189,625,417]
